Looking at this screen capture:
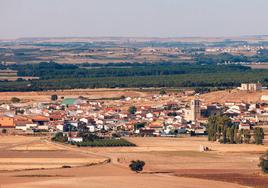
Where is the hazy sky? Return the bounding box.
[0,0,268,39]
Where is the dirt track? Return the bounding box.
[0,136,267,188]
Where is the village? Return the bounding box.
[0,83,266,144]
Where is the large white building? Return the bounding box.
[239,83,262,92]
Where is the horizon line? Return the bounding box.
[1,34,268,41]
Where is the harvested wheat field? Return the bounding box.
[0,88,152,103]
[199,89,268,104]
[0,136,107,171]
[0,136,267,188]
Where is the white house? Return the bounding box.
[87,125,95,132]
[146,113,154,118]
[68,137,83,142]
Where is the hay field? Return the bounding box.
[0,136,267,187]
[0,136,107,171]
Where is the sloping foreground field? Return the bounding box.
[0,136,267,188]
[0,136,108,171]
[0,163,247,188]
[3,172,247,188]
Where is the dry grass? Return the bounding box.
[0,88,152,103]
[0,136,267,187]
[199,89,268,104]
[0,136,107,171]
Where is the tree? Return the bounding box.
[77,132,100,142]
[259,150,268,173]
[234,128,239,144]
[243,129,251,144]
[159,89,167,95]
[229,125,235,144]
[207,115,232,142]
[226,127,231,143]
[11,97,20,103]
[52,132,68,143]
[129,160,145,173]
[2,129,7,134]
[51,94,58,101]
[208,116,217,141]
[253,127,264,145]
[120,95,126,100]
[128,106,137,115]
[134,122,146,130]
[222,127,227,144]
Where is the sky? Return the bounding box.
[0,0,268,39]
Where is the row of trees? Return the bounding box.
[3,70,268,92]
[74,138,136,147]
[12,61,252,79]
[208,116,264,145]
[3,61,268,91]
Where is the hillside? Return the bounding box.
[199,89,268,104]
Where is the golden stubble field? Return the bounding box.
[0,136,107,171]
[197,89,268,104]
[2,88,267,106]
[0,88,184,110]
[0,136,267,188]
[0,88,152,103]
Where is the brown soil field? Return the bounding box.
[0,88,152,103]
[199,89,268,104]
[0,136,267,187]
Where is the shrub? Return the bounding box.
[128,106,137,115]
[129,160,145,173]
[11,97,20,103]
[52,132,68,143]
[259,150,268,173]
[62,165,71,168]
[51,94,58,101]
[159,89,167,95]
[1,129,7,134]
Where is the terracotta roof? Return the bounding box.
[50,115,63,120]
[0,116,15,127]
[30,115,49,122]
[15,120,33,126]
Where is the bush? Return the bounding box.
[1,129,7,134]
[52,132,68,143]
[51,94,58,101]
[159,89,167,95]
[62,165,71,168]
[75,138,136,147]
[259,150,268,173]
[11,97,20,103]
[129,160,145,173]
[78,132,100,142]
[128,106,137,115]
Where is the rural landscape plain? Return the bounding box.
[1,0,268,188]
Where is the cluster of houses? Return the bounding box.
[0,92,268,141]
